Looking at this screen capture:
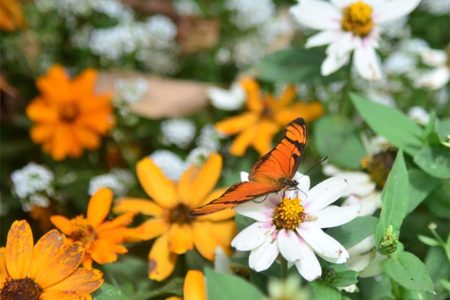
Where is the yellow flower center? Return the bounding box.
[70,216,97,245]
[341,1,373,37]
[168,204,193,224]
[59,103,80,122]
[272,197,305,231]
[0,278,42,300]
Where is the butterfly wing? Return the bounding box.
[250,118,307,183]
[191,181,277,216]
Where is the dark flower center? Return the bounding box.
[59,103,80,122]
[70,217,97,245]
[169,204,192,224]
[362,149,397,189]
[1,278,42,300]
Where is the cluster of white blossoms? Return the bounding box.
[150,150,187,181]
[208,82,245,111]
[290,0,422,81]
[88,169,134,196]
[11,163,54,211]
[226,0,275,30]
[114,78,149,106]
[232,172,360,281]
[160,118,196,149]
[420,0,450,16]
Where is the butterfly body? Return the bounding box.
[191,118,307,216]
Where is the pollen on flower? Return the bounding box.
[341,1,373,37]
[70,216,97,244]
[272,197,305,231]
[0,278,43,300]
[168,203,192,224]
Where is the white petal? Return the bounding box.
[231,222,272,251]
[354,45,383,81]
[208,84,245,111]
[347,252,372,272]
[348,235,376,256]
[277,229,303,262]
[359,192,381,216]
[249,237,279,272]
[303,177,348,212]
[293,172,311,193]
[374,0,421,24]
[298,223,349,263]
[235,199,274,222]
[294,239,322,281]
[408,106,430,126]
[359,253,384,277]
[415,68,450,90]
[347,181,376,197]
[330,0,354,8]
[240,171,249,182]
[420,49,447,67]
[326,32,357,58]
[321,52,351,76]
[290,0,341,31]
[307,204,359,228]
[305,31,340,48]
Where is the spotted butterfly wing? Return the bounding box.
[191,118,307,216]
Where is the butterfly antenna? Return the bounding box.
[296,156,328,200]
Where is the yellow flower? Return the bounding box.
[27,65,114,160]
[114,153,236,281]
[215,78,323,156]
[166,270,206,300]
[0,0,25,31]
[50,188,136,268]
[0,220,103,300]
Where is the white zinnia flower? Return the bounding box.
[232,172,359,281]
[150,150,187,180]
[290,0,422,80]
[208,83,245,111]
[415,46,449,90]
[323,164,381,216]
[11,163,54,199]
[161,118,196,149]
[88,169,134,196]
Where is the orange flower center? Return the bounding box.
[361,149,396,189]
[0,278,42,300]
[59,103,80,122]
[272,197,305,231]
[341,1,373,37]
[70,217,97,245]
[168,204,192,224]
[261,103,275,120]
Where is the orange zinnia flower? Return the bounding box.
[215,77,324,156]
[0,0,25,31]
[0,220,103,299]
[50,188,135,268]
[27,65,113,160]
[114,153,236,281]
[166,270,206,300]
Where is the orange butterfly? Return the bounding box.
[191,118,307,216]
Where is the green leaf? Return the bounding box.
[418,235,440,247]
[424,112,442,145]
[439,279,450,292]
[329,270,358,288]
[436,117,450,142]
[94,283,128,300]
[425,247,450,283]
[255,48,324,83]
[376,151,409,244]
[310,281,342,300]
[327,216,378,249]
[413,145,450,179]
[314,115,366,169]
[407,168,440,213]
[205,268,265,300]
[381,251,434,293]
[351,94,423,156]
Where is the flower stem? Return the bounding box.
[339,55,353,116]
[280,256,288,280]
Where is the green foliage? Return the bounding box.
[327,216,378,249]
[310,281,343,300]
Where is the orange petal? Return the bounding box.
[177,166,198,204]
[114,198,164,216]
[168,224,194,254]
[87,188,113,227]
[36,242,84,288]
[229,127,257,157]
[275,85,296,108]
[252,121,279,156]
[76,111,113,135]
[215,112,257,135]
[71,69,97,99]
[36,65,72,104]
[71,126,100,149]
[128,218,168,241]
[240,78,263,113]
[50,215,73,235]
[50,124,72,160]
[275,101,324,124]
[137,158,178,209]
[192,222,218,261]
[0,248,10,287]
[5,220,34,278]
[30,124,56,143]
[96,212,134,232]
[187,153,222,208]
[184,270,206,300]
[40,292,88,300]
[26,98,59,123]
[148,233,178,281]
[44,267,103,295]
[207,221,236,252]
[90,240,121,264]
[28,230,65,281]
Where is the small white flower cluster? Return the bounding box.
[86,15,178,74]
[174,0,201,16]
[150,150,187,181]
[226,0,275,30]
[11,163,54,211]
[420,0,450,15]
[88,169,134,196]
[161,118,196,149]
[115,78,149,106]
